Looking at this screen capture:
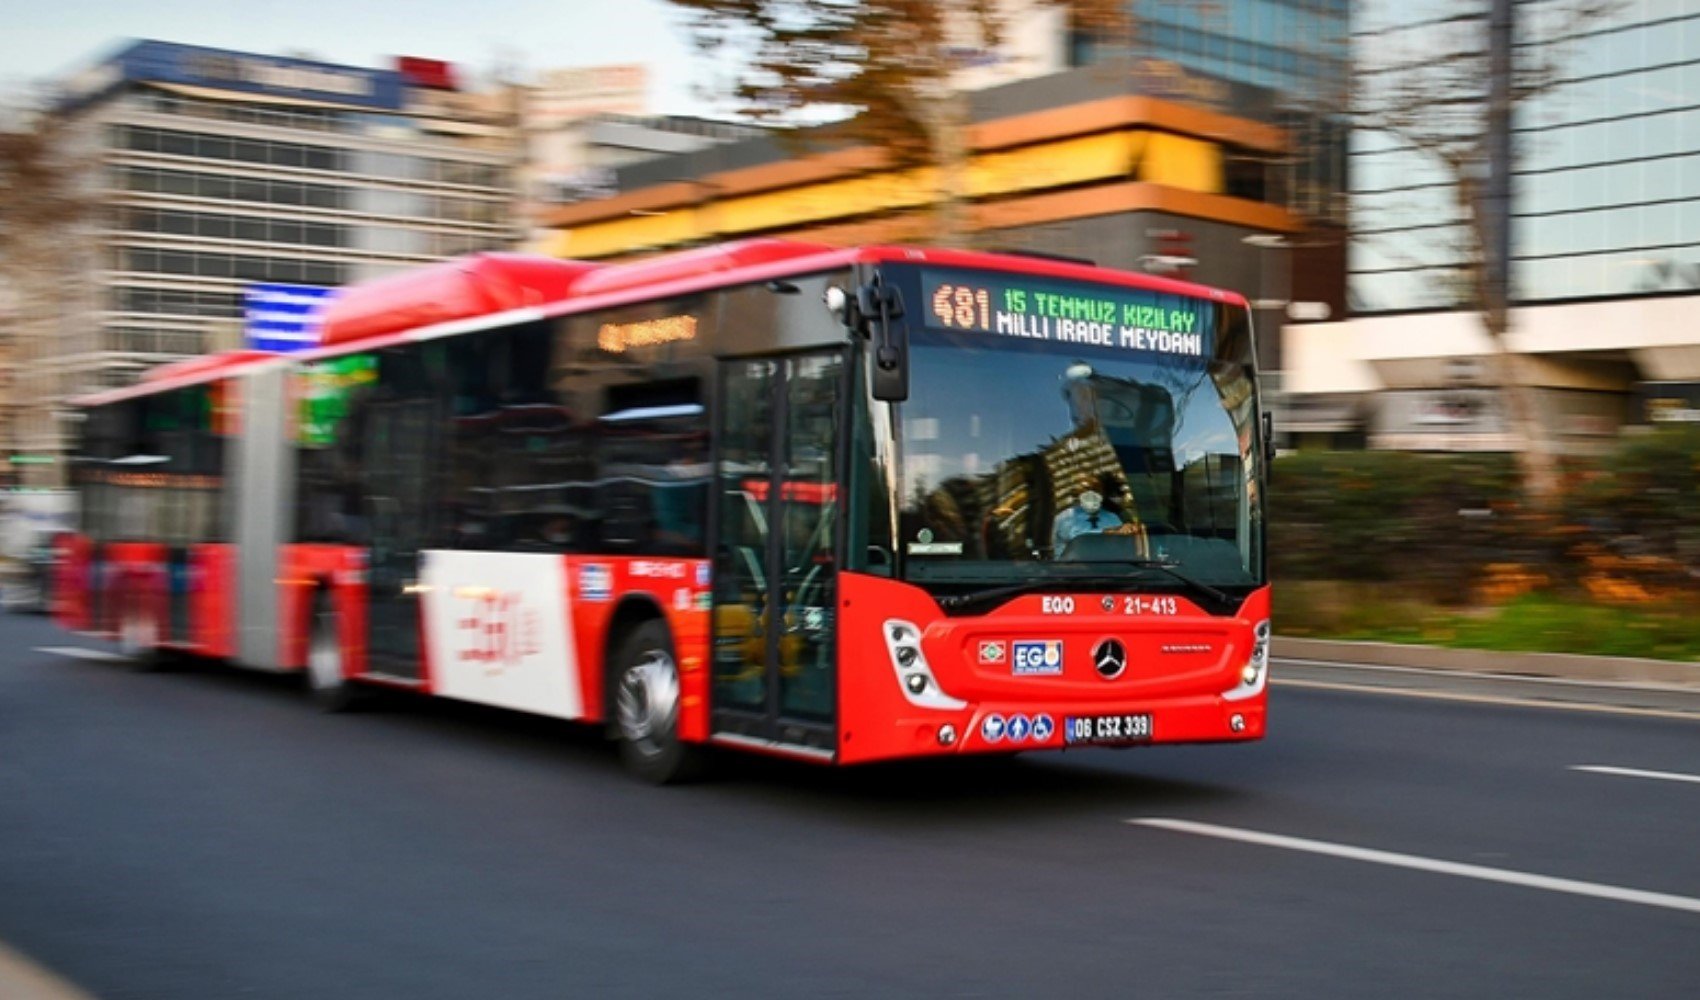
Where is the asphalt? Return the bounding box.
[3,612,1698,999]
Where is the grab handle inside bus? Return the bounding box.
[857,280,909,402]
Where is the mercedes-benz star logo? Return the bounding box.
[1092,638,1127,679]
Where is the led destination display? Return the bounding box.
[920,269,1211,358]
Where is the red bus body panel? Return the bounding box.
[52,533,94,632]
[183,543,236,657]
[557,556,712,736]
[835,574,1269,765]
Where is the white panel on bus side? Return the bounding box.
[419,550,584,719]
[232,364,293,670]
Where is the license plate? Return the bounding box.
[1064,713,1153,745]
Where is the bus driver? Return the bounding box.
[1051,487,1122,557]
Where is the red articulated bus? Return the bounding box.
[55,240,1272,782]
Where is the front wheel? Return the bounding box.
[612,620,706,784]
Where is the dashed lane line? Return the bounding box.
[1129,817,1700,916]
[1571,764,1700,786]
[33,646,128,663]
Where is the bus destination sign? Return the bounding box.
[920,269,1209,358]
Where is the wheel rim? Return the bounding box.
[616,650,680,756]
[308,610,342,691]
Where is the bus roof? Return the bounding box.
[318,252,602,347]
[303,240,1248,359]
[74,349,284,407]
[140,350,279,384]
[79,240,1253,402]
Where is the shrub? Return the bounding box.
[1271,427,1700,607]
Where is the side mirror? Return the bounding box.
[1262,411,1277,465]
[857,281,909,402]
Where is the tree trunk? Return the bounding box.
[1488,336,1562,504]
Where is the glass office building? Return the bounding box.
[1286,1,1700,451]
[1075,0,1352,221]
[1351,1,1700,312]
[11,41,516,484]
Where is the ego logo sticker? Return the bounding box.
[579,564,612,602]
[1011,640,1063,676]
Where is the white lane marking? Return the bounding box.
[1129,818,1700,916]
[1272,677,1700,722]
[34,646,128,663]
[1571,765,1700,786]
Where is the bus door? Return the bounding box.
[362,398,438,678]
[711,352,843,755]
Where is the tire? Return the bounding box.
[611,620,706,784]
[305,589,362,712]
[118,591,165,672]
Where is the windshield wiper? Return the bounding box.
[935,576,1133,614]
[1074,559,1233,606]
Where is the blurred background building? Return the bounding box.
[1287,1,1700,451]
[533,1,1351,388]
[519,63,766,233]
[1071,0,1353,389]
[6,39,519,485]
[8,2,1696,488]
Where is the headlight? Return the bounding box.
[1226,619,1271,701]
[882,619,965,710]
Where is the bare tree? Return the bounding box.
[1,92,93,481]
[663,0,1127,245]
[1351,0,1621,500]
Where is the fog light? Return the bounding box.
[905,674,927,694]
[938,724,957,746]
[896,645,919,667]
[1242,663,1261,686]
[1229,714,1246,733]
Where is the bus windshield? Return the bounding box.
[891,266,1264,600]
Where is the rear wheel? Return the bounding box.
[306,590,361,712]
[118,591,164,671]
[612,620,706,784]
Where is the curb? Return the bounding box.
[1272,637,1700,690]
[0,942,95,1000]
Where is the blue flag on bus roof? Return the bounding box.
[244,283,336,353]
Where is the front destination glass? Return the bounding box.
[890,265,1265,610]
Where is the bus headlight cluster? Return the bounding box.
[883,620,965,711]
[1224,619,1271,702]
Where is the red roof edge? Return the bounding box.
[570,239,837,299]
[319,253,602,347]
[141,349,279,383]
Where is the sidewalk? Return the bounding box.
[1272,636,1700,717]
[0,942,94,1000]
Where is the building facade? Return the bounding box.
[1068,1,1354,380]
[533,63,1302,326]
[10,40,518,484]
[1074,0,1353,223]
[1286,0,1700,451]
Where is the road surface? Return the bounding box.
[2,611,1695,998]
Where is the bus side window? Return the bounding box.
[595,378,708,556]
